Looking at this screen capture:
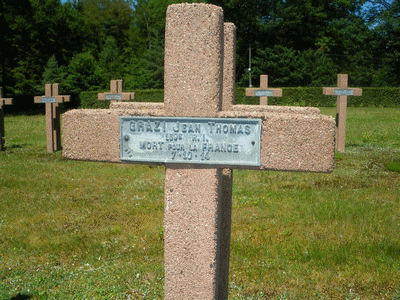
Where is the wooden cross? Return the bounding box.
[63,4,335,299]
[245,75,283,105]
[35,83,70,152]
[323,74,362,152]
[0,87,13,151]
[98,80,135,103]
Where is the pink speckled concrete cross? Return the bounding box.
[323,74,362,152]
[0,87,13,151]
[98,79,135,104]
[245,75,283,105]
[35,83,70,152]
[62,4,336,299]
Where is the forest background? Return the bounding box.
[0,0,399,104]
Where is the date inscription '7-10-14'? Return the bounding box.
[120,116,262,167]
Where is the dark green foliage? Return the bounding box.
[1,0,78,95]
[348,88,400,108]
[124,45,165,90]
[237,87,400,107]
[65,52,101,94]
[367,0,400,86]
[239,47,338,87]
[96,37,125,87]
[271,87,335,107]
[79,91,110,109]
[40,56,67,92]
[134,89,164,103]
[1,0,400,98]
[80,87,400,108]
[80,0,133,54]
[237,87,329,106]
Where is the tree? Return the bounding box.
[97,36,125,87]
[210,0,374,86]
[241,45,337,87]
[2,0,400,97]
[125,43,165,89]
[367,0,400,85]
[80,0,133,55]
[65,52,100,94]
[127,0,171,89]
[2,0,79,94]
[40,55,67,89]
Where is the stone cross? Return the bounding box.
[62,3,336,299]
[103,24,321,299]
[34,83,70,152]
[0,87,13,151]
[110,23,237,298]
[98,80,135,104]
[245,75,283,105]
[323,74,362,152]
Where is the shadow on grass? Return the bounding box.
[386,160,400,173]
[5,144,26,149]
[10,294,31,300]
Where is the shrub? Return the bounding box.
[79,87,399,108]
[79,89,164,108]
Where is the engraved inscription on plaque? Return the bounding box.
[120,117,262,166]
[255,90,274,97]
[335,89,354,96]
[106,94,122,101]
[41,97,56,103]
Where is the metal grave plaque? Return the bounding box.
[335,89,354,96]
[41,97,56,103]
[106,94,122,101]
[255,90,274,97]
[120,117,262,166]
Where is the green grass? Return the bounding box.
[320,107,400,148]
[1,108,400,299]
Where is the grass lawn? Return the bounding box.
[1,107,399,299]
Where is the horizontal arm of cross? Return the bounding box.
[323,87,362,96]
[98,92,135,101]
[231,105,320,115]
[245,88,282,97]
[62,108,335,173]
[34,95,70,104]
[0,98,13,107]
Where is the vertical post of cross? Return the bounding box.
[222,23,236,111]
[163,4,225,299]
[245,75,282,105]
[336,74,348,152]
[323,74,362,152]
[46,84,55,152]
[0,87,13,151]
[52,84,62,150]
[217,22,236,300]
[112,80,122,95]
[47,84,55,152]
[34,83,71,152]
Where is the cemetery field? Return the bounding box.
[0,107,399,300]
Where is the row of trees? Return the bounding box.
[0,0,399,98]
